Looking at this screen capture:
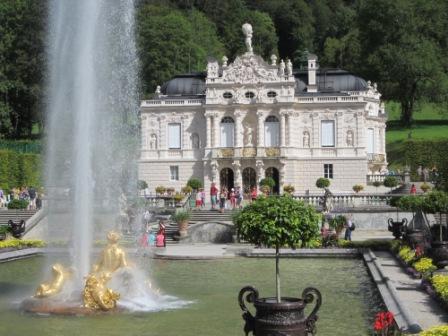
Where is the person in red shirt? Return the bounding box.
[250,187,257,202]
[410,184,417,194]
[210,183,218,209]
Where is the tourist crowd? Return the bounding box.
[0,186,42,210]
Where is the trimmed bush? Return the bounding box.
[137,180,148,190]
[316,177,330,189]
[352,184,364,193]
[187,178,202,190]
[0,239,46,249]
[7,199,29,209]
[383,176,399,190]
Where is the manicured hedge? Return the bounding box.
[0,150,42,191]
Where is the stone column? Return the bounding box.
[234,110,243,148]
[355,112,365,152]
[256,110,264,147]
[211,160,218,183]
[232,160,242,187]
[212,113,220,147]
[182,115,191,149]
[279,160,286,191]
[311,113,319,148]
[280,111,286,147]
[205,113,212,148]
[256,160,265,185]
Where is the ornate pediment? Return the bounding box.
[222,54,278,84]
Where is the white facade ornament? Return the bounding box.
[222,55,228,67]
[155,85,161,97]
[346,130,354,147]
[271,54,277,66]
[149,134,158,149]
[207,59,219,79]
[244,126,254,147]
[286,59,293,76]
[242,23,253,54]
[303,131,310,148]
[279,60,285,76]
[222,54,278,84]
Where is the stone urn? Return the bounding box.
[430,241,448,269]
[387,218,407,240]
[238,286,321,336]
[178,220,188,237]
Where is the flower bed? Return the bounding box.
[419,325,448,336]
[0,239,46,250]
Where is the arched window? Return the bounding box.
[220,117,234,147]
[264,115,279,147]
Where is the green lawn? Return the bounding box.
[385,101,448,168]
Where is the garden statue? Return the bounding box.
[242,23,253,54]
[245,127,254,147]
[35,264,73,298]
[303,131,310,148]
[92,231,128,275]
[279,60,285,76]
[322,188,334,214]
[346,130,354,147]
[83,272,120,311]
[149,134,157,149]
[286,59,293,76]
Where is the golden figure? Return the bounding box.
[83,273,120,311]
[92,231,128,274]
[35,263,72,298]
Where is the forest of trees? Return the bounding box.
[1,0,448,138]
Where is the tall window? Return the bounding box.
[220,116,234,147]
[367,128,375,154]
[168,123,181,149]
[324,164,333,179]
[321,120,335,147]
[264,115,279,147]
[170,166,179,181]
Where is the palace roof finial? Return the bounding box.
[242,23,253,54]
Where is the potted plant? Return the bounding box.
[181,185,193,195]
[155,186,166,195]
[234,196,322,336]
[260,177,276,194]
[423,191,448,268]
[173,192,184,206]
[329,215,346,237]
[372,180,382,190]
[383,176,399,193]
[166,187,175,196]
[187,178,202,191]
[397,195,426,247]
[173,210,191,237]
[352,184,364,193]
[283,184,295,195]
[420,183,431,193]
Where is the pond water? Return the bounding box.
[0,256,384,336]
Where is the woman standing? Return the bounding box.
[219,188,227,213]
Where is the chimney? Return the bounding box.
[307,54,318,93]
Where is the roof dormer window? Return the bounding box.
[267,91,277,98]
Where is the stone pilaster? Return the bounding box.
[256,110,265,147]
[280,111,286,147]
[205,113,212,148]
[256,159,264,184]
[212,113,220,147]
[234,110,243,148]
[232,160,242,187]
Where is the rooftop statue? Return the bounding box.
[242,23,253,54]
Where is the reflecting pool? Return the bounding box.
[0,256,383,336]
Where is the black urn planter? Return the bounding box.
[238,286,322,336]
[387,218,407,240]
[430,241,448,269]
[8,220,25,239]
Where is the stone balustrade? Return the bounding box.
[141,99,203,107]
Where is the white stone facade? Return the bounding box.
[139,24,387,195]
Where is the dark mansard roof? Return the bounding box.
[160,69,368,97]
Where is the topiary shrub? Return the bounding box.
[137,180,148,190]
[155,186,166,195]
[233,196,321,302]
[283,184,295,194]
[260,177,276,193]
[187,178,202,191]
[352,184,364,193]
[7,199,29,209]
[372,181,382,189]
[181,185,193,194]
[420,183,431,193]
[383,176,399,191]
[316,177,330,190]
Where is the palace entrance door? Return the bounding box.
[242,167,256,195]
[265,167,280,194]
[220,168,234,191]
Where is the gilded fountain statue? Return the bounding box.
[24,231,133,314]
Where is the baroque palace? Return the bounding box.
[139,23,387,195]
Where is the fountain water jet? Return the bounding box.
[24,0,190,313]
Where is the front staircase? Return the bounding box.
[0,209,37,226]
[165,209,237,244]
